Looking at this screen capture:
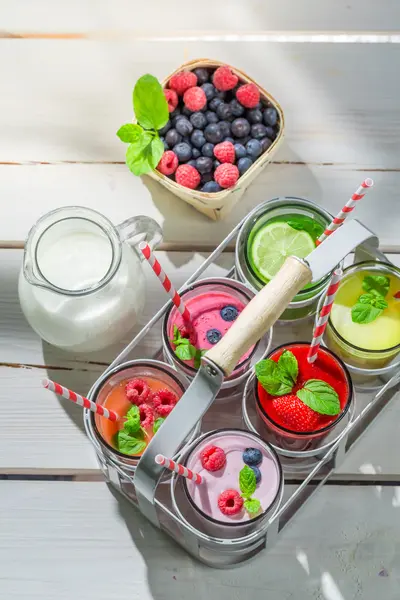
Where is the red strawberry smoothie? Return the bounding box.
[184,430,281,524]
[167,287,254,371]
[257,343,351,435]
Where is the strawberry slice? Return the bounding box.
[272,394,321,432]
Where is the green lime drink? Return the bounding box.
[235,197,334,322]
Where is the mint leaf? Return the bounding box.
[175,343,196,362]
[173,325,180,343]
[116,429,146,455]
[286,216,323,240]
[362,274,390,298]
[244,498,261,515]
[194,349,206,370]
[125,132,154,176]
[117,123,143,143]
[255,359,293,396]
[126,405,139,420]
[153,417,165,434]
[351,302,382,324]
[123,405,141,435]
[149,136,164,169]
[133,74,169,131]
[297,379,340,415]
[239,465,257,498]
[359,293,388,310]
[278,350,298,385]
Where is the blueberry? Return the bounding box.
[234,143,246,160]
[181,136,191,146]
[205,110,219,124]
[204,123,223,144]
[192,147,201,159]
[194,67,209,84]
[190,111,207,130]
[263,107,278,127]
[209,97,223,112]
[224,137,235,144]
[201,142,215,158]
[243,447,262,466]
[251,466,262,484]
[247,109,263,124]
[201,181,222,193]
[251,123,268,140]
[201,172,213,184]
[264,126,277,140]
[187,159,197,168]
[216,90,226,100]
[173,142,192,162]
[230,98,245,117]
[165,129,182,147]
[206,328,222,344]
[237,156,253,175]
[240,135,251,146]
[218,120,231,138]
[220,305,239,321]
[176,117,193,137]
[201,83,216,101]
[191,129,207,148]
[246,139,262,159]
[214,159,221,170]
[216,103,233,121]
[170,107,181,119]
[160,137,169,150]
[158,120,171,136]
[260,137,272,153]
[196,156,213,174]
[231,118,251,138]
[172,114,186,127]
[182,106,193,117]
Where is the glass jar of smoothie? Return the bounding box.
[85,359,194,474]
[172,428,283,540]
[325,261,400,372]
[235,197,334,321]
[162,277,262,388]
[251,342,353,455]
[19,206,162,352]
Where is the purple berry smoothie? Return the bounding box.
[184,430,282,525]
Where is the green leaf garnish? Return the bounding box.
[116,428,146,456]
[286,216,323,240]
[296,379,340,416]
[116,123,143,143]
[175,342,196,362]
[153,417,165,434]
[171,327,205,369]
[362,274,390,298]
[244,498,261,515]
[133,74,169,131]
[255,358,294,396]
[149,136,165,169]
[125,132,155,176]
[122,405,141,435]
[278,350,298,385]
[239,465,257,498]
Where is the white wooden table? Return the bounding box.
[1,2,400,597]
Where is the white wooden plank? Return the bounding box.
[0,481,399,599]
[0,41,399,166]
[2,0,400,32]
[0,164,397,246]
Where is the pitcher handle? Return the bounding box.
[116,216,163,259]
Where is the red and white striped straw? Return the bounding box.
[42,378,119,422]
[316,178,374,245]
[139,242,191,321]
[307,269,343,364]
[155,454,202,484]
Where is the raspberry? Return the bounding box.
[213,142,235,164]
[175,164,201,189]
[213,66,239,92]
[272,394,322,432]
[236,83,260,109]
[139,403,154,429]
[183,87,207,111]
[125,379,151,406]
[214,164,239,188]
[218,489,244,516]
[200,445,226,472]
[157,151,178,176]
[169,70,198,95]
[152,389,178,418]
[163,89,178,112]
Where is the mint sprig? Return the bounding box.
[171,325,206,370]
[351,274,390,324]
[255,350,297,396]
[117,74,168,176]
[243,498,261,515]
[153,417,165,434]
[362,274,390,297]
[239,466,262,517]
[297,379,340,415]
[116,428,146,455]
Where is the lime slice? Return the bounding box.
[249,222,315,281]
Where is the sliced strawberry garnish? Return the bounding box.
[272,394,321,432]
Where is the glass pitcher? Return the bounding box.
[18,206,162,353]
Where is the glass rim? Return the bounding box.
[91,359,187,460]
[327,260,400,355]
[255,341,353,437]
[242,196,333,296]
[163,277,260,374]
[182,428,283,528]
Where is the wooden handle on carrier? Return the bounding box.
[206,257,312,376]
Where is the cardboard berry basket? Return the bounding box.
[147,58,285,221]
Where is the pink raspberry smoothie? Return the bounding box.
[184,430,282,525]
